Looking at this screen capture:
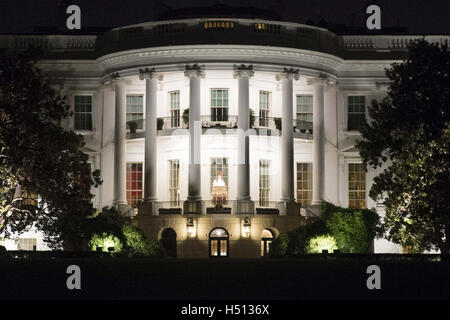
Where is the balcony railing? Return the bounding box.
[252,116,279,130]
[159,117,188,129]
[126,116,313,136]
[294,120,313,134]
[201,115,238,129]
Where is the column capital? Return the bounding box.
[102,72,122,88]
[139,67,156,80]
[307,73,336,86]
[277,68,300,81]
[233,64,254,78]
[184,64,204,78]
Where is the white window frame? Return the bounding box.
[168,159,181,207]
[210,89,229,122]
[343,92,368,134]
[258,91,271,128]
[168,91,181,128]
[126,94,145,131]
[71,91,95,133]
[259,160,271,206]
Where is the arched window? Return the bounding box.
[261,229,274,257]
[160,228,177,258]
[209,228,229,257]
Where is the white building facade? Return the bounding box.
[1,15,449,256]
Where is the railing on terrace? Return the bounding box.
[201,115,238,129]
[126,116,313,137]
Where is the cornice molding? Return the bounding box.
[96,45,343,74]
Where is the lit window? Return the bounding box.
[297,163,313,207]
[169,160,180,207]
[169,91,180,128]
[348,163,366,208]
[259,91,271,127]
[209,228,229,257]
[261,229,274,257]
[211,89,229,122]
[211,158,228,205]
[259,160,270,207]
[126,95,144,130]
[126,163,143,208]
[74,95,92,131]
[296,95,313,132]
[348,96,366,131]
[18,238,37,251]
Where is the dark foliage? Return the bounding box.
[356,40,450,253]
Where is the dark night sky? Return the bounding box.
[0,0,449,34]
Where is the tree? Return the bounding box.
[0,49,101,250]
[356,40,450,253]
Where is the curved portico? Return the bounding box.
[104,61,330,217]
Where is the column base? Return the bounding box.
[279,201,301,216]
[113,201,134,217]
[183,200,204,215]
[234,200,255,215]
[138,201,158,216]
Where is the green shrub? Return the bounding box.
[305,234,338,253]
[269,201,382,257]
[122,224,164,257]
[249,108,255,128]
[88,233,123,252]
[321,201,382,253]
[86,207,164,257]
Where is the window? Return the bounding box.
[296,95,313,132]
[296,163,313,207]
[259,91,271,127]
[209,228,229,257]
[204,21,235,30]
[169,91,180,128]
[74,95,92,131]
[259,160,270,207]
[211,89,229,122]
[210,158,228,205]
[169,160,180,206]
[348,96,366,131]
[18,238,36,251]
[261,229,274,257]
[126,163,143,208]
[126,95,144,130]
[348,163,366,208]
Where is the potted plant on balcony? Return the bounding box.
[182,108,189,127]
[274,117,282,130]
[249,108,255,128]
[157,118,164,130]
[128,120,138,134]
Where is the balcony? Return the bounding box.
[201,115,238,129]
[126,116,313,139]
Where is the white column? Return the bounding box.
[280,68,299,202]
[139,68,159,213]
[184,65,204,214]
[234,64,254,214]
[312,81,325,206]
[110,73,129,213]
[279,68,300,216]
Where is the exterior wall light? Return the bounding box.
[186,217,195,238]
[242,217,251,238]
